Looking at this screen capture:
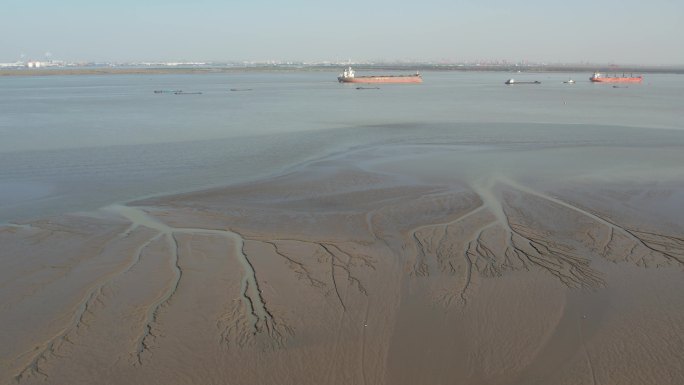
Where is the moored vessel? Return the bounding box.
[337,67,422,84]
[590,72,642,83]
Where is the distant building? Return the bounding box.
[26,60,64,68]
[0,61,25,68]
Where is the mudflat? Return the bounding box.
[2,143,683,385]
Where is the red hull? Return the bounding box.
[338,75,422,84]
[590,77,642,83]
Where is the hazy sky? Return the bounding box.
[2,0,683,64]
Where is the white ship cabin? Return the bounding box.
[340,67,355,79]
[591,72,603,79]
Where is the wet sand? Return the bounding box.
[1,143,683,385]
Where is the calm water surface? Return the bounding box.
[1,71,683,222]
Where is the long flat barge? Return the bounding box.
[590,72,642,83]
[337,67,422,84]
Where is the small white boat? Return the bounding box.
[563,79,575,84]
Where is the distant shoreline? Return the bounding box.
[2,64,683,77]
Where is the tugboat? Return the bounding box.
[337,67,422,84]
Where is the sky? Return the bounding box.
[1,0,683,65]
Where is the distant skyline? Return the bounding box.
[2,0,683,65]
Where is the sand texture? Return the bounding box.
[2,145,683,385]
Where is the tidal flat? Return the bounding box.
[2,71,684,384]
[2,141,683,385]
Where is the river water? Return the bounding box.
[1,70,683,222]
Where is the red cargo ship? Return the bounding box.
[590,72,642,83]
[337,67,422,84]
